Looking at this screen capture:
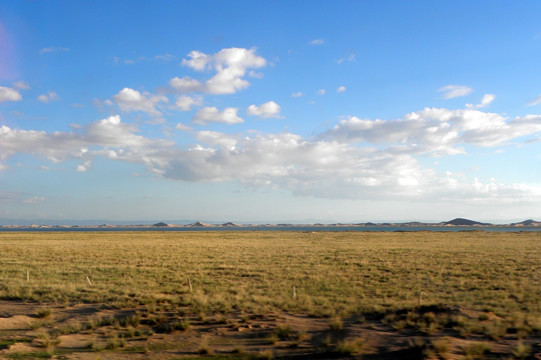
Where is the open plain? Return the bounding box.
[0,231,539,359]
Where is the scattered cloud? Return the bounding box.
[1,107,541,203]
[76,160,91,172]
[192,107,243,125]
[317,89,326,95]
[169,76,205,93]
[438,85,473,99]
[174,95,202,111]
[309,39,325,45]
[247,101,281,119]
[336,54,356,64]
[466,94,495,109]
[112,88,168,116]
[37,91,59,103]
[291,92,303,98]
[12,81,30,90]
[178,47,266,94]
[322,107,541,152]
[0,86,22,102]
[527,95,541,106]
[175,122,192,131]
[337,86,346,93]
[39,47,69,55]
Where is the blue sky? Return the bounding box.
[1,1,541,223]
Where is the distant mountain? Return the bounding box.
[152,222,169,227]
[510,219,541,226]
[221,222,238,227]
[188,221,211,227]
[443,218,491,226]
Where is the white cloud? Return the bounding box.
[192,107,243,125]
[39,47,69,55]
[479,94,495,107]
[466,94,495,109]
[0,86,22,102]
[175,122,192,131]
[12,81,30,90]
[337,86,346,93]
[0,115,173,172]
[174,95,202,111]
[317,89,326,95]
[322,107,541,153]
[177,47,266,94]
[291,92,303,98]
[438,85,473,99]
[246,101,281,119]
[181,50,210,71]
[527,95,541,106]
[309,39,325,45]
[37,91,59,103]
[112,88,168,116]
[2,107,541,204]
[169,76,205,93]
[76,160,91,172]
[336,54,356,64]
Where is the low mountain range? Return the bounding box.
[1,218,540,228]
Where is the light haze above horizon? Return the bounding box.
[1,1,541,224]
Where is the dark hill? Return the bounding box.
[511,219,541,226]
[153,222,169,227]
[443,218,490,226]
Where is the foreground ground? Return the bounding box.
[0,231,539,359]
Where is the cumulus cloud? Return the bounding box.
[2,108,541,203]
[112,88,168,116]
[337,86,346,93]
[291,91,303,98]
[246,101,281,118]
[176,47,266,94]
[0,115,174,172]
[321,107,541,153]
[192,107,243,125]
[175,122,192,131]
[317,89,326,95]
[438,85,473,99]
[309,39,325,45]
[0,86,22,102]
[37,91,59,103]
[174,95,202,111]
[169,76,205,93]
[76,160,91,172]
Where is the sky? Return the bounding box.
[1,1,541,224]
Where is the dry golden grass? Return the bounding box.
[0,231,539,318]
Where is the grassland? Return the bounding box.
[0,230,539,359]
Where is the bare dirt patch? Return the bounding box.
[0,301,540,359]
